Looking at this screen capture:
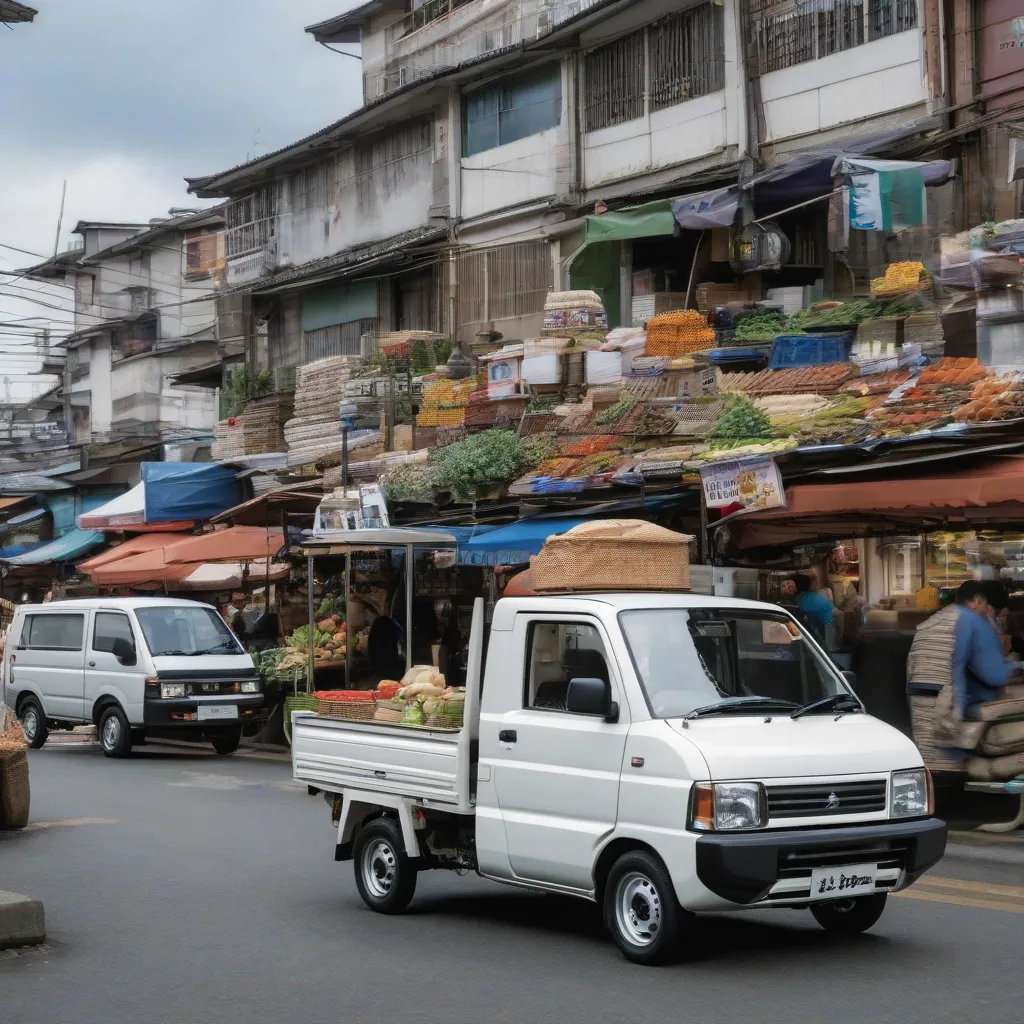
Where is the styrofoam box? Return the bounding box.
[585,350,623,385]
[521,351,562,385]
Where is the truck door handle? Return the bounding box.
[498,729,517,743]
[88,661,96,667]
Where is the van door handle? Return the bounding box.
[88,661,96,667]
[498,729,517,743]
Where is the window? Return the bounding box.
[24,614,84,651]
[135,606,242,657]
[749,0,918,75]
[225,184,279,259]
[463,64,562,157]
[93,612,136,655]
[619,608,844,719]
[185,231,224,279]
[584,5,725,132]
[524,621,610,712]
[303,319,376,362]
[456,240,552,326]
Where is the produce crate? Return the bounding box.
[769,333,855,370]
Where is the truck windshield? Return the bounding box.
[618,608,847,719]
[136,606,243,657]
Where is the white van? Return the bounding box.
[3,597,263,758]
[293,594,947,965]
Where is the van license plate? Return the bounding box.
[198,705,238,721]
[809,864,876,900]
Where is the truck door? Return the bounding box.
[485,614,629,891]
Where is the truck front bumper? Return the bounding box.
[694,817,947,906]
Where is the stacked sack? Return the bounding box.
[966,683,1024,781]
[542,290,608,345]
[284,356,363,466]
[645,309,716,357]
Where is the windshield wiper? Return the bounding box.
[685,696,801,719]
[790,693,862,719]
[154,649,192,657]
[190,642,240,655]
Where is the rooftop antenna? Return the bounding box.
[52,180,67,257]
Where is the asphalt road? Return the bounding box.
[3,744,1022,1024]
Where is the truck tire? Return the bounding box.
[209,727,242,756]
[605,849,686,965]
[810,893,887,935]
[353,817,418,914]
[18,698,48,749]
[98,706,132,759]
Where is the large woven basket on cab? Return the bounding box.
[530,519,693,592]
[0,748,30,829]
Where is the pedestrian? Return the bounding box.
[793,574,835,649]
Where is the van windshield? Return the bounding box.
[618,608,847,719]
[136,606,243,657]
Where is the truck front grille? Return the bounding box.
[766,780,887,819]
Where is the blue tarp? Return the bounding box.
[460,517,589,566]
[0,543,36,559]
[6,507,46,527]
[0,529,104,566]
[141,462,243,524]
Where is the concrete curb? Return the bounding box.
[0,891,45,950]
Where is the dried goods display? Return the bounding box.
[718,364,855,395]
[870,261,930,297]
[645,310,716,357]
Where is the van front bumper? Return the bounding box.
[694,817,947,906]
[143,695,264,728]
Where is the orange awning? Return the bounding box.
[162,526,283,564]
[719,457,1024,551]
[77,532,189,572]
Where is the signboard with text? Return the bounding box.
[700,456,785,511]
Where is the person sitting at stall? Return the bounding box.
[794,574,834,648]
[367,615,406,684]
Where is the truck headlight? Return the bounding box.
[240,680,259,694]
[160,683,186,699]
[891,768,931,818]
[689,782,767,831]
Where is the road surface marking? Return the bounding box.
[22,817,118,831]
[893,875,1024,914]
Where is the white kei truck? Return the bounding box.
[292,593,947,965]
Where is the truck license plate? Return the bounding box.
[198,705,238,721]
[809,864,876,900]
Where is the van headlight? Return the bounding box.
[160,683,186,699]
[891,768,932,818]
[240,680,259,694]
[689,782,767,831]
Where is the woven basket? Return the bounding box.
[0,748,30,829]
[373,701,404,723]
[318,701,376,721]
[426,700,465,730]
[283,693,319,745]
[531,519,693,592]
[908,694,966,774]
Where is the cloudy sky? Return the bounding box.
[0,0,361,397]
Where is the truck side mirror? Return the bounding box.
[111,637,136,666]
[566,676,614,719]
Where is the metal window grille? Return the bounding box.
[456,239,551,326]
[584,29,645,132]
[303,319,377,363]
[354,121,433,208]
[750,0,918,74]
[649,4,725,113]
[225,184,279,259]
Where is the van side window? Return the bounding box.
[94,613,135,655]
[524,621,610,712]
[24,613,84,651]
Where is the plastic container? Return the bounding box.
[769,332,855,370]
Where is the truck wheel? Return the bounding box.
[605,850,685,965]
[209,727,242,756]
[810,893,887,935]
[353,817,417,914]
[98,706,132,758]
[18,698,48,749]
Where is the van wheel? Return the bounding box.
[18,698,48,749]
[353,817,417,914]
[605,850,686,965]
[98,706,132,758]
[209,727,242,756]
[810,894,887,935]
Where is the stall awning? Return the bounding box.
[211,487,324,526]
[4,507,46,528]
[177,561,291,590]
[717,457,1024,551]
[162,526,284,564]
[0,529,105,566]
[583,199,677,244]
[77,533,190,573]
[458,516,590,566]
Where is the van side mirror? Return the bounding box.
[111,637,136,665]
[566,676,617,721]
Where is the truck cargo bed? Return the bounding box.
[291,712,469,809]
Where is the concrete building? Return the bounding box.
[21,211,224,447]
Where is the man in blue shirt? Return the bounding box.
[794,574,834,650]
[951,581,1016,716]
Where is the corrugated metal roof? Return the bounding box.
[0,472,72,493]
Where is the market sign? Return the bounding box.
[700,456,785,511]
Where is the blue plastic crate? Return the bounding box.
[707,347,769,367]
[769,332,855,369]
